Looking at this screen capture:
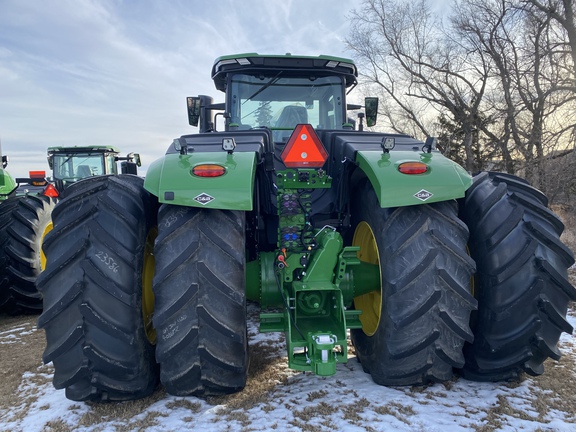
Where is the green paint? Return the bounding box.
[356,150,473,207]
[144,152,256,210]
[0,168,16,200]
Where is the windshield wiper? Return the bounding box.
[243,71,283,104]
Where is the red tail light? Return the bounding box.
[192,164,226,177]
[398,162,428,175]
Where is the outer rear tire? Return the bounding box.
[0,194,56,314]
[350,181,477,385]
[460,172,576,381]
[153,204,248,396]
[37,175,158,401]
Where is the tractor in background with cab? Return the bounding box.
[0,145,140,315]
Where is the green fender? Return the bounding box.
[0,168,17,200]
[356,150,472,208]
[144,152,257,210]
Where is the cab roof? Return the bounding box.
[47,145,121,154]
[211,53,358,92]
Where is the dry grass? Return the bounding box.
[0,313,45,413]
[552,203,576,256]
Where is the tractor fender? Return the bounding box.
[355,150,472,208]
[0,168,17,198]
[144,152,257,210]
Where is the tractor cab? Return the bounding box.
[47,145,141,192]
[187,53,378,138]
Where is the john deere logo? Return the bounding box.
[194,193,214,205]
[414,189,433,201]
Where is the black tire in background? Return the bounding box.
[350,180,477,385]
[37,175,158,402]
[153,204,248,396]
[0,194,57,314]
[0,196,22,276]
[460,171,576,381]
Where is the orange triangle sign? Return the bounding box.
[281,124,328,168]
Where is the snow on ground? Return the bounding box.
[1,308,575,432]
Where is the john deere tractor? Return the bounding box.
[0,146,140,315]
[38,53,576,402]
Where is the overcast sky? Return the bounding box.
[0,0,448,178]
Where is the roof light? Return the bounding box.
[398,162,428,175]
[222,137,236,153]
[326,61,339,67]
[237,58,251,65]
[381,137,395,153]
[43,183,59,197]
[192,164,226,177]
[280,124,328,168]
[215,59,238,68]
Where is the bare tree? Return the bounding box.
[455,0,576,189]
[523,0,576,75]
[347,0,576,197]
[347,0,492,172]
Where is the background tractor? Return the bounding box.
[0,146,140,315]
[38,53,576,402]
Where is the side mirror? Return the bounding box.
[47,154,53,170]
[121,161,138,175]
[187,96,201,127]
[2,155,8,169]
[131,153,142,167]
[364,97,378,127]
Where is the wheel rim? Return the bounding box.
[352,221,382,336]
[142,227,157,344]
[40,221,53,271]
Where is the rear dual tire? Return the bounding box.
[38,175,158,401]
[38,178,248,400]
[459,172,576,380]
[153,204,248,396]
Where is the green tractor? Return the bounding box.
[0,146,140,315]
[38,53,576,402]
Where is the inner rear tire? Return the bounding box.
[153,204,248,396]
[350,180,477,386]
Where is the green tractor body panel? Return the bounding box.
[0,140,16,200]
[0,168,17,200]
[144,151,257,210]
[356,150,472,207]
